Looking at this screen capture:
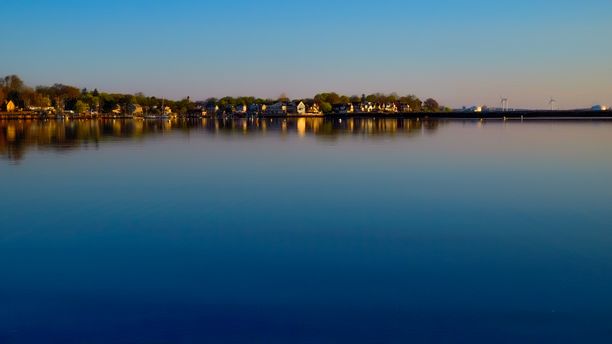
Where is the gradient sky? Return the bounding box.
[2,0,611,108]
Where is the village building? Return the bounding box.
[3,100,16,112]
[287,101,307,115]
[332,103,354,114]
[377,103,398,113]
[296,101,306,115]
[354,101,374,113]
[111,105,122,115]
[205,103,219,116]
[266,102,287,115]
[234,104,247,114]
[592,104,608,111]
[398,103,411,112]
[304,100,321,115]
[128,103,144,115]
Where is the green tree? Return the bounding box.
[423,98,440,112]
[319,102,332,113]
[75,100,89,114]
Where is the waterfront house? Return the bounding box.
[286,102,297,114]
[235,104,247,114]
[112,105,122,115]
[224,105,235,115]
[266,102,287,115]
[206,103,219,116]
[296,101,306,115]
[304,100,321,115]
[332,103,354,114]
[247,103,260,115]
[128,103,144,115]
[377,103,398,113]
[355,101,374,113]
[3,100,16,112]
[399,103,411,112]
[287,101,307,115]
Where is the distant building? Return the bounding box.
[128,104,144,115]
[206,103,219,116]
[592,105,608,111]
[111,105,122,115]
[464,106,483,113]
[248,103,267,115]
[377,103,397,113]
[332,103,354,114]
[287,101,307,115]
[355,101,375,113]
[3,100,16,112]
[304,100,321,115]
[234,104,247,114]
[398,103,411,112]
[266,102,287,115]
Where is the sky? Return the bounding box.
[2,0,611,109]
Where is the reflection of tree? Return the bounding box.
[0,118,445,162]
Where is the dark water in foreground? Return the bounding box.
[1,118,612,343]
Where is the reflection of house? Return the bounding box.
[3,100,16,112]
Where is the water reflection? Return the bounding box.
[0,118,442,161]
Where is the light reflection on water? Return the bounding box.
[0,118,439,162]
[1,118,612,343]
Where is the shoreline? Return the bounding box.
[1,110,611,120]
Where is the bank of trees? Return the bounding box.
[1,74,446,114]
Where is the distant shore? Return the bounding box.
[2,110,612,120]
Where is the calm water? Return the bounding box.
[1,118,612,343]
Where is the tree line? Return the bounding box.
[1,75,446,114]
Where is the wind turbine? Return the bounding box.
[549,97,557,111]
[500,97,509,111]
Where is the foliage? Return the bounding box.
[423,98,440,112]
[1,74,445,114]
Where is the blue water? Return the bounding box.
[1,118,612,343]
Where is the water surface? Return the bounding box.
[1,118,612,343]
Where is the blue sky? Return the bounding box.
[2,0,611,108]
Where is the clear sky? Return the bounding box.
[2,0,611,109]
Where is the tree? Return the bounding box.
[319,102,332,113]
[423,98,440,112]
[2,75,25,91]
[75,100,89,114]
[400,95,422,112]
